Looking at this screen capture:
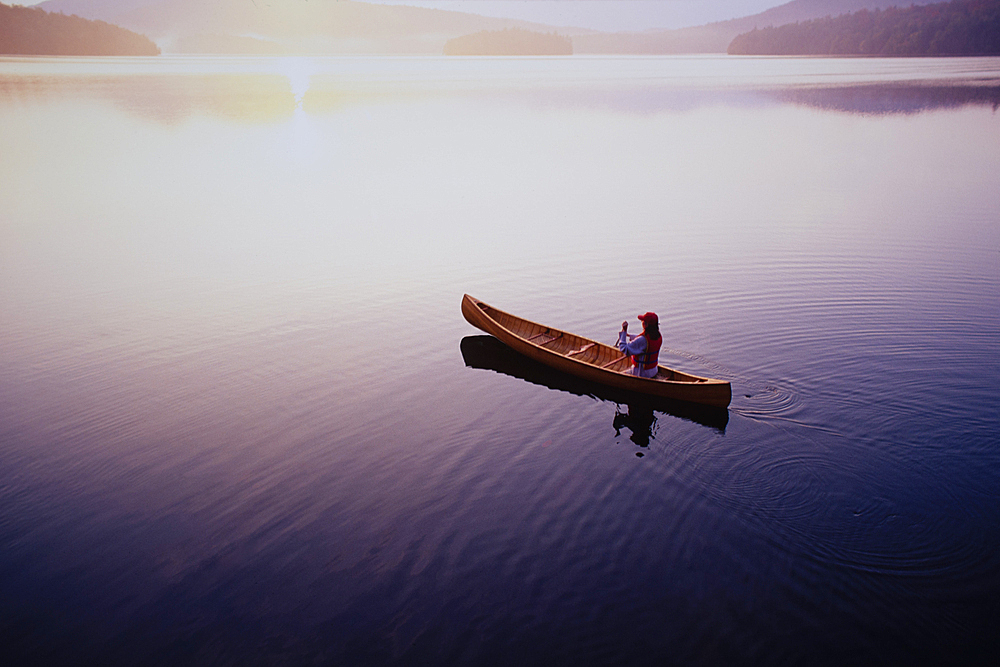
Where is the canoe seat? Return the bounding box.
[567,343,596,358]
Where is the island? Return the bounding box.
[444,28,572,56]
[0,2,159,56]
[728,0,1000,56]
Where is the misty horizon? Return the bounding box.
[17,0,796,32]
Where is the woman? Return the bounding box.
[617,312,662,378]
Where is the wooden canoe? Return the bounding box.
[461,294,732,408]
[461,335,729,431]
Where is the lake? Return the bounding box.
[1,55,999,666]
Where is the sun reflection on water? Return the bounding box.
[280,57,316,110]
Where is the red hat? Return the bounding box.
[638,312,658,324]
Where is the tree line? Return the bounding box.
[728,0,1000,56]
[444,28,572,56]
[0,2,159,56]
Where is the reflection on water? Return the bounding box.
[3,56,1000,125]
[778,83,1000,115]
[1,55,1000,666]
[460,335,729,433]
[0,73,298,123]
[612,404,656,449]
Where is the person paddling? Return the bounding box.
[617,312,662,378]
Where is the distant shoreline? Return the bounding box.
[444,28,572,56]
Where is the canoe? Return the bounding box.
[461,335,729,431]
[461,294,732,408]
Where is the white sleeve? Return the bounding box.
[617,332,646,356]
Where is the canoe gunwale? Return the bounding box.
[461,294,732,408]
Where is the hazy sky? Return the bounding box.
[16,0,790,32]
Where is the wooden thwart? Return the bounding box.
[527,330,562,347]
[539,334,562,347]
[601,355,628,369]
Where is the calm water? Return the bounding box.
[1,55,999,665]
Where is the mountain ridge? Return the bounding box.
[728,0,1000,55]
[36,0,943,54]
[574,0,940,53]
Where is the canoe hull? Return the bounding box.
[461,294,732,408]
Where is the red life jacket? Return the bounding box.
[632,334,662,370]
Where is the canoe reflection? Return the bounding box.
[461,335,728,434]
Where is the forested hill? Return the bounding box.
[728,0,1000,55]
[0,2,159,55]
[573,0,940,54]
[444,29,572,56]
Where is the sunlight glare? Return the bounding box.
[280,57,317,110]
